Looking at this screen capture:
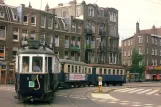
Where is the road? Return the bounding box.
[0,82,161,107]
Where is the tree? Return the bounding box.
[130,48,146,80]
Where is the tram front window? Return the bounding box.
[22,56,29,72]
[32,57,42,72]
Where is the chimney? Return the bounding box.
[152,25,156,34]
[71,0,77,17]
[58,3,63,6]
[0,0,5,4]
[28,2,32,8]
[45,3,49,11]
[136,22,140,34]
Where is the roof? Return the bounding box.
[17,46,55,55]
[88,64,124,69]
[59,59,87,66]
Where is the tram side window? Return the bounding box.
[72,65,74,73]
[68,65,70,73]
[45,57,48,72]
[88,68,91,74]
[85,67,87,73]
[117,69,119,75]
[120,70,122,75]
[113,69,115,75]
[32,57,42,72]
[48,57,52,73]
[104,69,107,74]
[108,69,111,75]
[22,56,29,72]
[79,66,81,73]
[99,68,102,75]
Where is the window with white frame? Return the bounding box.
[130,39,132,45]
[62,8,66,17]
[155,49,157,55]
[23,15,28,24]
[13,28,19,41]
[11,9,17,20]
[12,47,18,60]
[65,36,69,48]
[72,22,76,33]
[77,23,81,34]
[22,30,28,45]
[147,36,148,43]
[55,35,59,47]
[30,31,35,40]
[48,17,53,29]
[77,37,81,49]
[147,48,148,54]
[0,45,5,59]
[152,49,154,55]
[155,59,157,66]
[155,38,157,45]
[152,37,154,44]
[138,36,143,43]
[76,7,81,16]
[152,59,154,66]
[124,51,126,56]
[71,37,75,46]
[0,11,4,18]
[31,15,36,26]
[139,47,142,54]
[88,7,94,17]
[128,40,130,46]
[41,15,46,28]
[99,8,104,17]
[0,26,6,40]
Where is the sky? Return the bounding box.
[4,0,161,45]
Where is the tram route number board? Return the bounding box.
[29,81,35,87]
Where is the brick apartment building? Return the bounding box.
[122,22,161,80]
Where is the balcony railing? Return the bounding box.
[70,45,79,52]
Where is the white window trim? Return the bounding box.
[55,36,59,47]
[0,26,6,40]
[13,28,19,42]
[0,11,4,18]
[31,15,36,26]
[23,15,28,25]
[48,18,53,29]
[41,15,46,28]
[72,22,76,33]
[11,9,17,21]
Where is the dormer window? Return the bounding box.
[0,11,4,18]
[88,7,94,17]
[31,15,36,26]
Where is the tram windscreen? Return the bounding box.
[22,56,29,72]
[32,57,43,72]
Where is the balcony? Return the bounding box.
[70,45,79,52]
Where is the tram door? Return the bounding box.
[92,68,97,84]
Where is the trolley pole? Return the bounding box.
[98,75,102,92]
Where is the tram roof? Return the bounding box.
[88,64,124,69]
[17,46,55,55]
[59,59,87,66]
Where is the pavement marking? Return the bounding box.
[131,104,142,107]
[144,104,153,106]
[137,89,152,94]
[91,93,118,100]
[118,88,137,92]
[128,89,144,93]
[132,102,141,104]
[108,101,117,104]
[114,88,131,92]
[119,102,129,105]
[146,90,158,95]
[120,101,130,103]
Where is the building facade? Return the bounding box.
[51,0,120,64]
[122,22,161,67]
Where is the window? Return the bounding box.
[0,11,4,18]
[77,23,81,34]
[0,26,6,40]
[30,31,35,40]
[23,15,28,24]
[76,7,81,16]
[72,65,74,73]
[41,15,46,28]
[65,36,69,48]
[139,47,142,54]
[152,37,154,44]
[128,40,130,46]
[0,46,5,59]
[12,47,18,60]
[152,59,154,66]
[117,69,119,75]
[99,68,102,74]
[88,7,94,17]
[138,36,143,43]
[22,30,28,45]
[128,60,130,66]
[45,57,52,72]
[155,38,157,45]
[99,8,104,17]
[113,69,115,75]
[13,28,19,41]
[22,56,29,72]
[71,37,75,46]
[68,65,70,73]
[147,48,148,54]
[128,50,130,56]
[77,37,81,49]
[91,22,95,33]
[131,39,132,45]
[147,36,148,43]
[108,69,111,75]
[62,8,66,17]
[88,68,91,74]
[72,22,76,33]
[48,17,53,29]
[75,66,77,73]
[120,70,123,75]
[11,9,17,20]
[155,59,157,66]
[55,52,59,58]
[152,49,154,55]
[155,49,157,55]
[32,56,43,72]
[31,15,36,26]
[55,35,59,47]
[64,52,68,59]
[79,66,81,73]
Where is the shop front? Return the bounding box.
[144,66,161,81]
